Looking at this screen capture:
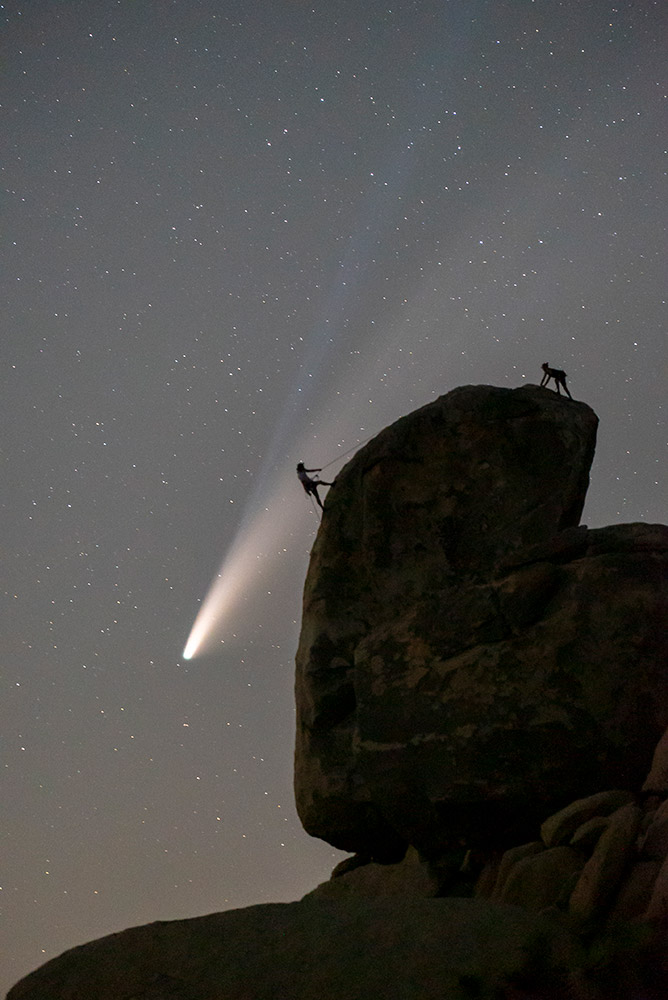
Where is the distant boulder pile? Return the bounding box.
[9,385,668,1000]
[313,752,668,936]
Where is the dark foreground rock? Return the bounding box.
[7,895,576,1000]
[295,384,668,859]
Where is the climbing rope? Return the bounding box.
[318,430,376,472]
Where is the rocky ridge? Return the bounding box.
[8,741,668,1000]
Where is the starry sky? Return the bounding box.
[2,0,666,991]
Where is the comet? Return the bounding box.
[181,407,384,660]
[181,168,421,660]
[181,468,305,659]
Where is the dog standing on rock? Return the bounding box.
[540,362,573,399]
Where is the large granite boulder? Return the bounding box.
[295,385,668,859]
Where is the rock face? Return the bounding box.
[295,384,668,858]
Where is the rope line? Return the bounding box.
[319,431,376,471]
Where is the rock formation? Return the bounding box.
[295,384,668,859]
[9,384,668,1000]
[6,896,578,1000]
[10,743,668,1000]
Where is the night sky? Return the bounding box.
[2,0,666,991]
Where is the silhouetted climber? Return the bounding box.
[296,462,333,510]
[540,362,573,399]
